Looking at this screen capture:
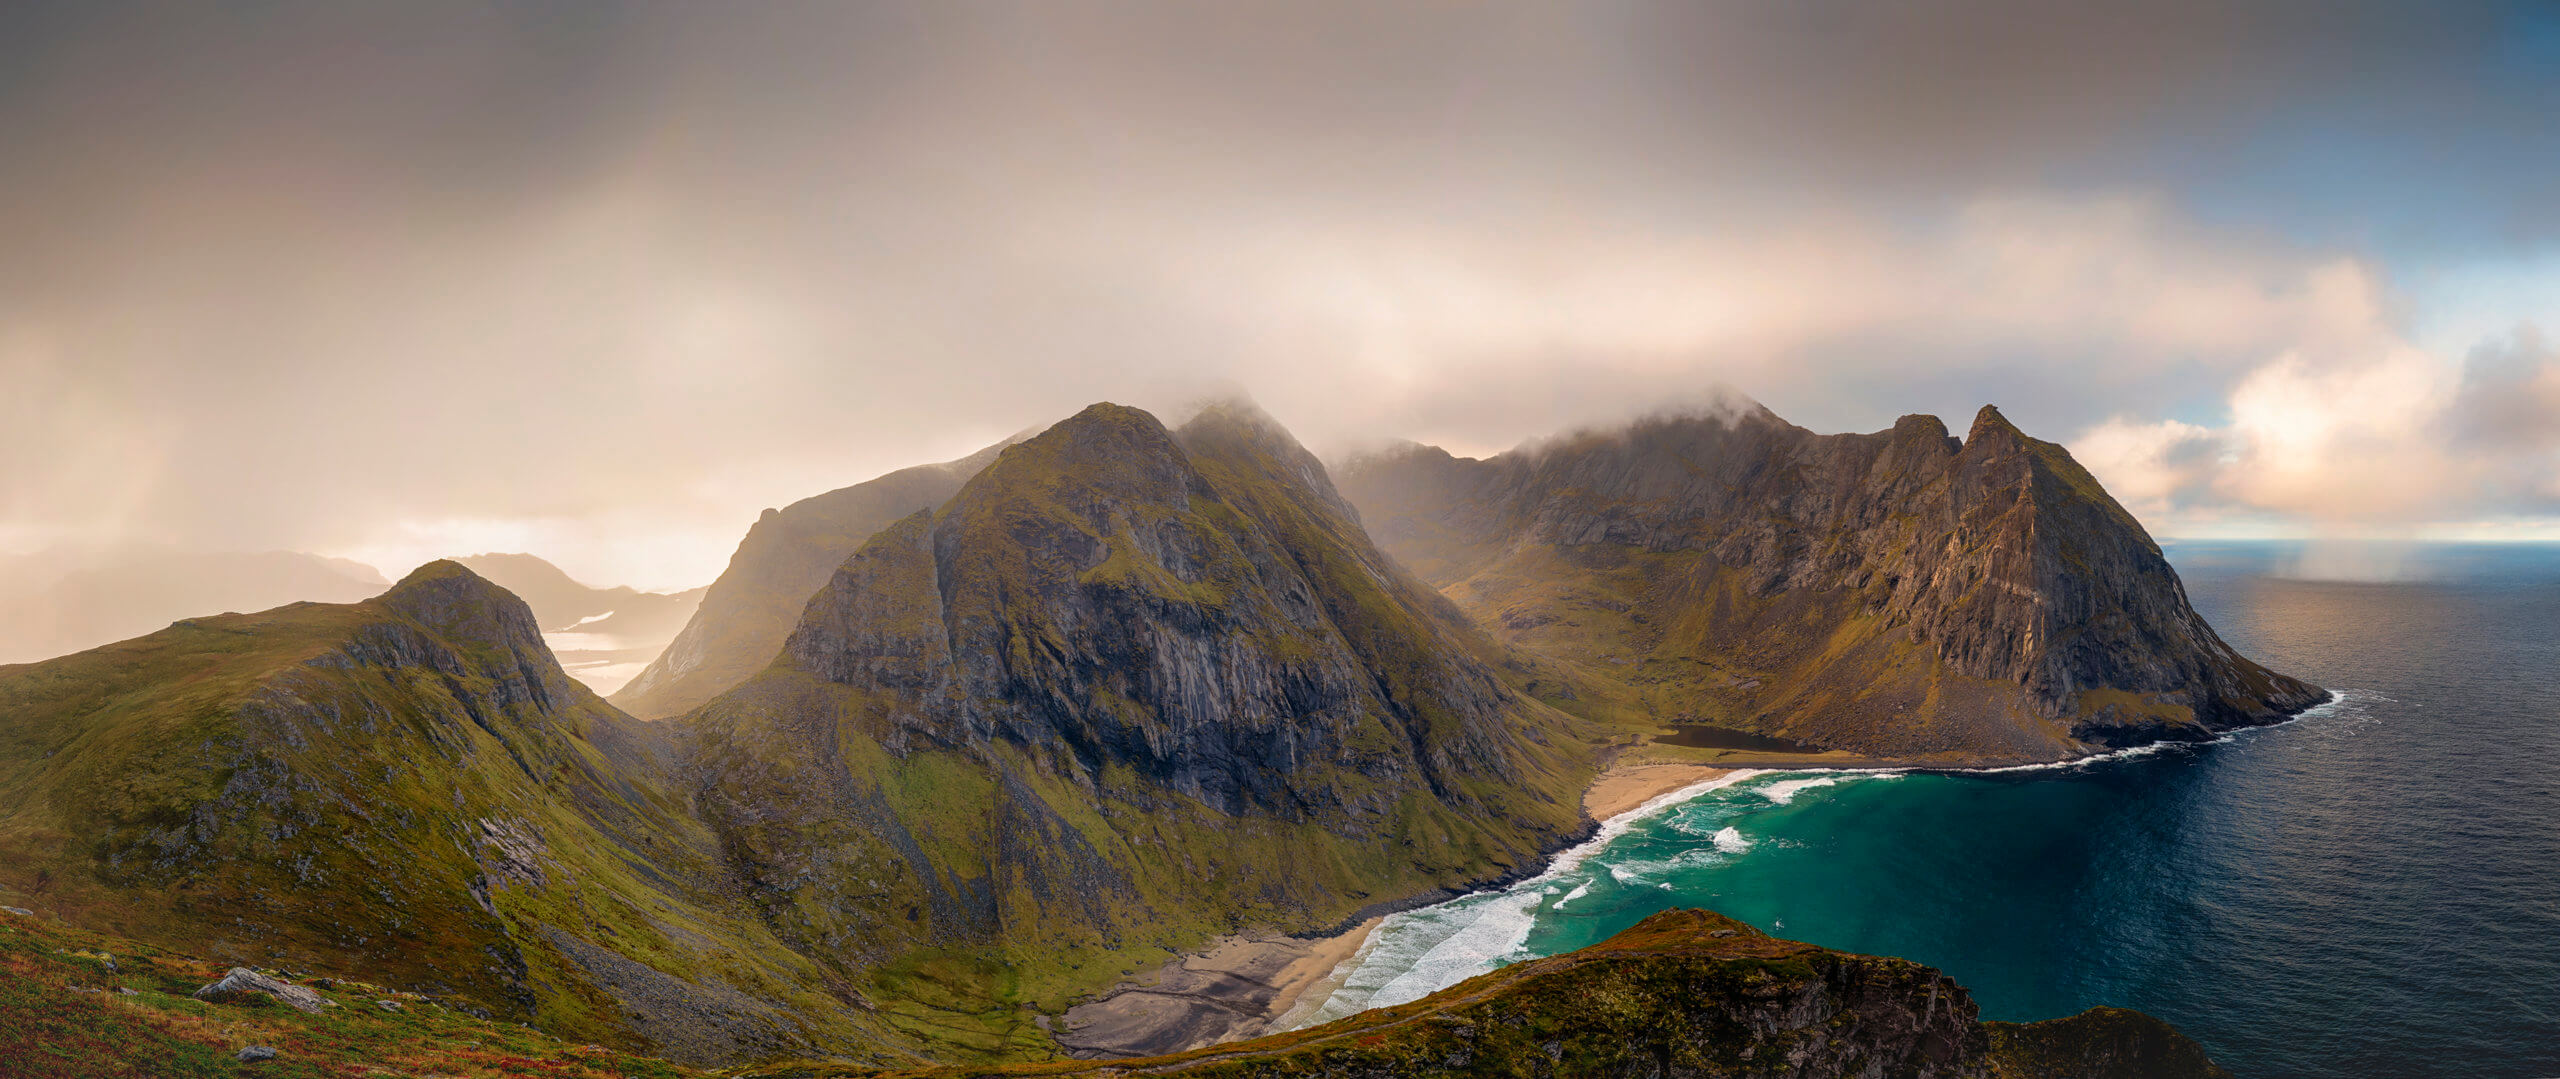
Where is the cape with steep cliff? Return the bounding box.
[679,402,1597,1059]
[0,562,900,1065]
[613,442,1014,719]
[1336,400,2326,761]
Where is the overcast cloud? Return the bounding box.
[4,1,2557,589]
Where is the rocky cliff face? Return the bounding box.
[681,401,1594,1060]
[613,441,1014,719]
[0,562,889,1065]
[731,909,2230,1079]
[1338,402,2326,760]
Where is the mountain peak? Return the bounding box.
[1966,403,2022,446]
[376,559,545,649]
[1052,400,1171,440]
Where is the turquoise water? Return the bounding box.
[1293,542,2560,1077]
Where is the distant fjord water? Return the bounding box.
[1293,541,2560,1078]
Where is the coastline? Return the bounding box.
[1055,758,1764,1057]
[1054,715,2341,1059]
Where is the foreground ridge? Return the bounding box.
[0,905,2226,1079]
[727,909,2231,1079]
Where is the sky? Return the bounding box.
[4,1,2557,591]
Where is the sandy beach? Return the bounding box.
[1582,762,1737,822]
[1052,917,1380,1058]
[1057,761,1747,1057]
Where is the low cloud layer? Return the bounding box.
[2072,328,2560,535]
[4,2,2556,589]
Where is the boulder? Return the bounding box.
[235,1046,279,1063]
[194,968,326,1014]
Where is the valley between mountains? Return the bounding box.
[0,397,2320,1076]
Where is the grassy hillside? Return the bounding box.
[0,563,903,1066]
[680,402,1604,1062]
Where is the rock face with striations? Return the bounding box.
[613,441,1014,719]
[681,401,1594,1059]
[1337,399,2326,761]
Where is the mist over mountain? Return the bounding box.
[0,548,387,666]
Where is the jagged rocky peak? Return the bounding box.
[1337,398,2325,761]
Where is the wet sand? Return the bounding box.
[1582,762,1737,821]
[1052,917,1380,1059]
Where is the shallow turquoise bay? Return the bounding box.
[1296,542,2560,1079]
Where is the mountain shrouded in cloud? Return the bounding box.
[3,2,2558,588]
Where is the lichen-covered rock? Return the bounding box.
[236,1045,280,1063]
[195,968,326,1014]
[1338,400,2328,761]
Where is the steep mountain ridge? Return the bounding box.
[615,441,1015,719]
[1338,401,2325,760]
[0,562,894,1065]
[680,401,1597,1060]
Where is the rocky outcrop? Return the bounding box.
[612,441,1015,719]
[193,968,326,1014]
[1987,1006,2236,1079]
[1338,401,2326,760]
[681,401,1593,1058]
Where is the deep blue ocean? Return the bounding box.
[1291,541,2560,1078]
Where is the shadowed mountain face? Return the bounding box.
[612,442,1014,720]
[1337,402,2326,761]
[0,563,897,1065]
[681,402,1595,1059]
